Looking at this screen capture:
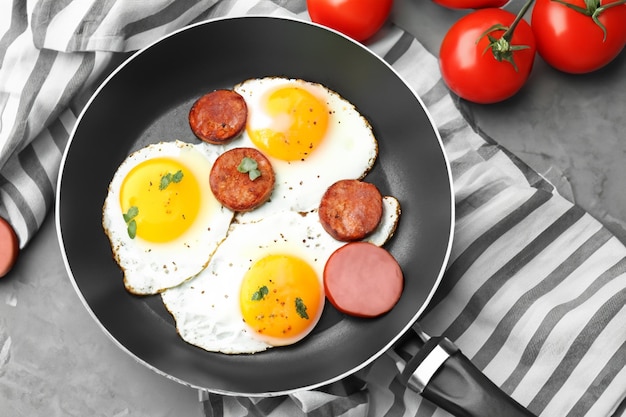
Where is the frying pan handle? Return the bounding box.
[399,336,536,417]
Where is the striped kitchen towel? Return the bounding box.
[2,1,625,416]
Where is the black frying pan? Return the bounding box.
[57,16,453,397]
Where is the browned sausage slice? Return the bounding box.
[209,147,275,212]
[318,179,383,242]
[189,89,247,144]
[323,241,403,317]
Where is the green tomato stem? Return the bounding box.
[476,0,535,71]
[594,0,626,41]
[502,0,536,42]
[551,0,626,41]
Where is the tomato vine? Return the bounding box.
[551,0,626,41]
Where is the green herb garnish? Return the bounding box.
[159,169,184,190]
[295,297,309,320]
[251,285,269,301]
[127,219,137,239]
[123,206,139,239]
[237,157,261,181]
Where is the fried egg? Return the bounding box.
[102,141,234,295]
[229,77,378,220]
[161,210,333,353]
[161,203,400,354]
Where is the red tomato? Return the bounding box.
[439,9,536,104]
[306,0,393,42]
[531,0,626,73]
[433,0,509,9]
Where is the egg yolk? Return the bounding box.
[248,86,329,162]
[119,157,201,243]
[239,254,323,344]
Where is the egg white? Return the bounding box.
[102,141,234,295]
[368,196,401,247]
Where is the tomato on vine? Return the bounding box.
[439,4,536,104]
[531,0,626,73]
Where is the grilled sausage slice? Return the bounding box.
[189,89,248,144]
[318,179,383,242]
[209,147,274,212]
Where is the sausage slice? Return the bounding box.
[0,216,19,277]
[323,241,403,317]
[318,179,383,241]
[189,89,248,144]
[209,147,275,212]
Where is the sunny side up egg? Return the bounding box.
[161,205,399,354]
[228,77,379,220]
[102,141,234,295]
[161,210,331,353]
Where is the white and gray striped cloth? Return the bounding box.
[2,1,625,416]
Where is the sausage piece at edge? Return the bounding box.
[323,241,403,318]
[0,216,19,277]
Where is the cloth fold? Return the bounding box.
[2,1,626,416]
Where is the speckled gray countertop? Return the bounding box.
[1,0,624,415]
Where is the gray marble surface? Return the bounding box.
[1,0,625,415]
